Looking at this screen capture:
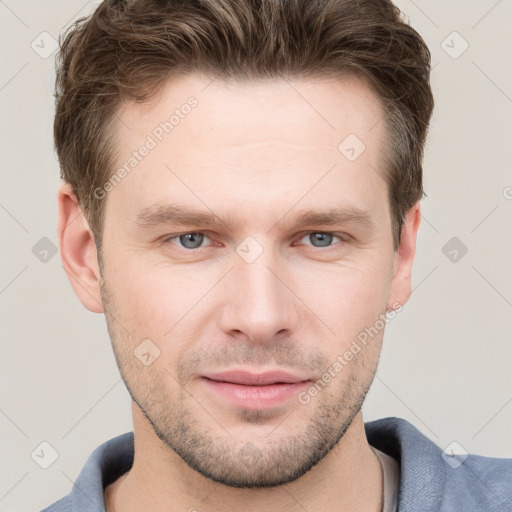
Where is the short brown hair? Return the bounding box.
[54,0,434,252]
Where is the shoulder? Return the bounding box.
[365,416,512,511]
[40,495,72,512]
[39,432,134,512]
[440,453,512,511]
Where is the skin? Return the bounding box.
[58,73,421,511]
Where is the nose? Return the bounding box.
[218,243,299,345]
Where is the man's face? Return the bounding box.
[98,74,399,487]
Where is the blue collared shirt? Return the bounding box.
[41,417,512,511]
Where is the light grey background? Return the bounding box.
[1,1,511,510]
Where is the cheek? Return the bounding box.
[108,261,209,349]
[304,262,391,344]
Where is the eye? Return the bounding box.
[165,232,211,250]
[163,231,347,251]
[297,232,346,249]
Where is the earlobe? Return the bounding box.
[387,202,421,310]
[57,183,104,313]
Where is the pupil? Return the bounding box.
[312,233,332,247]
[180,233,203,249]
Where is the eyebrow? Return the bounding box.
[133,203,375,232]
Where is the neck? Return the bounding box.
[105,404,383,512]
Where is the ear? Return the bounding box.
[57,183,104,313]
[387,202,421,310]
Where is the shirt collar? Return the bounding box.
[69,416,446,512]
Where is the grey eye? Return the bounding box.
[177,233,206,249]
[305,232,336,248]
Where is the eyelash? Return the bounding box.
[162,231,348,251]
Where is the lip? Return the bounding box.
[199,369,312,409]
[201,369,310,385]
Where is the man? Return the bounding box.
[43,0,512,511]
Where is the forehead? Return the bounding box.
[114,72,385,156]
[105,73,389,228]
